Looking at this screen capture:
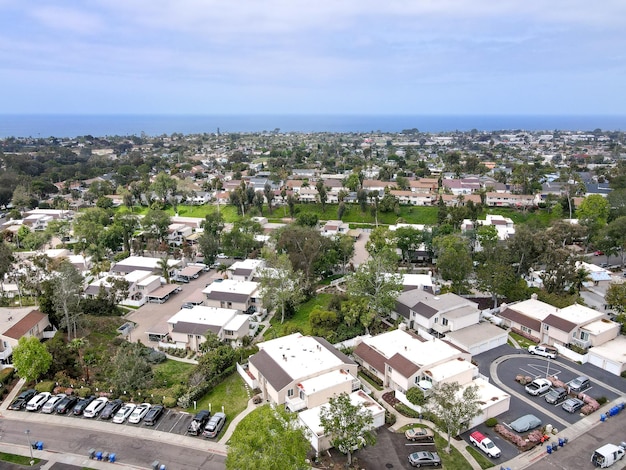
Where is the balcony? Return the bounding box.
[285,396,306,412]
[570,336,591,350]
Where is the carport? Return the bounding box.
[177,265,203,280]
[146,284,180,303]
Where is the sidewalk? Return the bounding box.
[369,387,483,470]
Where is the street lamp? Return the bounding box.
[25,429,34,465]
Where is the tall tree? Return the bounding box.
[319,392,376,466]
[577,194,610,246]
[259,252,304,324]
[475,246,517,308]
[150,171,177,204]
[427,381,482,453]
[0,240,14,291]
[142,208,171,242]
[226,405,310,470]
[111,341,153,393]
[433,234,473,293]
[263,182,275,213]
[12,336,53,383]
[53,260,84,341]
[316,180,328,212]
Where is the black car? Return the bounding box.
[143,405,165,426]
[56,395,80,414]
[8,389,37,411]
[188,409,211,435]
[99,399,123,420]
[72,395,96,416]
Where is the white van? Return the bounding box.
[592,443,626,468]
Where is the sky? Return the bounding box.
[1,0,625,115]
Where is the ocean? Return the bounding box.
[0,114,625,138]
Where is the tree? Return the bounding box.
[142,208,171,242]
[259,253,304,323]
[427,381,482,453]
[150,171,177,204]
[433,234,473,293]
[335,234,355,273]
[0,240,14,291]
[316,180,328,212]
[577,194,610,245]
[286,194,297,219]
[111,342,153,393]
[395,227,423,262]
[406,387,426,406]
[319,392,376,466]
[112,212,138,254]
[475,246,517,308]
[606,283,626,314]
[346,248,402,330]
[12,336,53,383]
[53,260,84,340]
[226,405,310,470]
[263,183,275,213]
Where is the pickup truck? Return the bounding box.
[469,431,501,458]
[528,345,558,359]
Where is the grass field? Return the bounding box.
[190,372,250,426]
[153,359,195,389]
[0,452,41,466]
[265,293,334,339]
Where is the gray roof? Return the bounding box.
[206,291,249,303]
[172,322,220,335]
[249,349,293,391]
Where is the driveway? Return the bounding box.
[125,269,219,346]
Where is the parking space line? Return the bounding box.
[168,412,186,433]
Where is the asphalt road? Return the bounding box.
[0,416,226,470]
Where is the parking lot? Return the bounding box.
[463,344,626,463]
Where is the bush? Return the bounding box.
[162,396,177,408]
[145,349,167,364]
[395,403,422,419]
[35,381,55,393]
[621,370,626,379]
[359,368,383,387]
[0,368,15,385]
[77,387,92,398]
[406,387,426,406]
[252,395,263,404]
[485,418,498,427]
[385,410,397,426]
[597,396,608,406]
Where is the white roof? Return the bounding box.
[581,319,619,335]
[557,303,604,325]
[168,306,239,327]
[136,274,161,287]
[463,377,510,412]
[202,279,259,296]
[115,256,180,270]
[509,298,557,321]
[257,333,347,379]
[428,358,476,382]
[298,390,385,437]
[363,329,460,367]
[224,314,249,331]
[588,336,626,364]
[402,274,433,288]
[446,322,508,347]
[298,369,355,395]
[229,259,265,272]
[125,270,154,283]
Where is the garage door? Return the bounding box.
[589,353,622,376]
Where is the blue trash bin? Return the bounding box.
[558,438,564,447]
[96,451,103,461]
[159,465,167,470]
[601,413,607,421]
[36,442,44,450]
[546,445,552,454]
[109,453,116,463]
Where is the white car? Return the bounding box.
[112,403,137,424]
[26,392,52,412]
[525,378,552,396]
[128,403,151,424]
[83,397,108,418]
[41,393,67,414]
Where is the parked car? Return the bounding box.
[83,397,108,418]
[188,409,211,436]
[128,403,151,424]
[26,392,52,412]
[143,405,165,426]
[100,399,123,420]
[202,412,226,438]
[569,376,591,394]
[525,378,552,396]
[405,427,434,441]
[510,414,542,433]
[172,276,189,284]
[469,431,501,458]
[41,394,67,414]
[594,250,604,256]
[56,395,80,414]
[528,345,558,359]
[592,443,626,468]
[112,403,137,424]
[72,396,96,416]
[562,398,585,413]
[545,387,568,404]
[8,389,37,410]
[408,451,441,467]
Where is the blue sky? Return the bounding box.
[1,0,625,115]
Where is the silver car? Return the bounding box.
[41,394,66,414]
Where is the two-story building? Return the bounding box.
[202,279,260,314]
[1,308,54,364]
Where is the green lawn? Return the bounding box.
[508,331,536,349]
[0,452,41,466]
[153,359,195,389]
[266,294,334,338]
[465,445,496,469]
[189,372,250,428]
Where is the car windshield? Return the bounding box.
[485,441,495,448]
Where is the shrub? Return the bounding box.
[0,367,15,385]
[621,370,626,379]
[385,410,397,426]
[119,395,130,402]
[485,418,498,428]
[146,349,167,364]
[35,381,55,393]
[162,396,177,408]
[395,403,422,419]
[597,396,608,406]
[252,395,263,404]
[77,387,92,398]
[406,387,426,406]
[359,368,383,387]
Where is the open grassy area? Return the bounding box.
[152,359,195,389]
[0,452,41,466]
[508,331,537,349]
[466,445,496,469]
[190,372,249,426]
[266,293,334,339]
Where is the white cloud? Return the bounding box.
[28,5,104,35]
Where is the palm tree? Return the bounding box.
[69,337,90,382]
[157,257,171,283]
[216,263,229,279]
[572,267,591,294]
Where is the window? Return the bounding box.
[580,331,589,341]
[521,326,532,334]
[434,317,438,324]
[287,389,294,397]
[441,318,448,326]
[544,324,549,331]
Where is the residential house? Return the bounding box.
[202,279,260,313]
[85,271,162,307]
[110,255,182,276]
[242,333,360,412]
[393,289,480,336]
[165,306,249,350]
[321,220,350,237]
[485,192,535,208]
[228,259,265,282]
[0,308,54,364]
[167,223,193,246]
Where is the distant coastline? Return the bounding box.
[0,114,625,138]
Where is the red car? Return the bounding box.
[594,250,604,256]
